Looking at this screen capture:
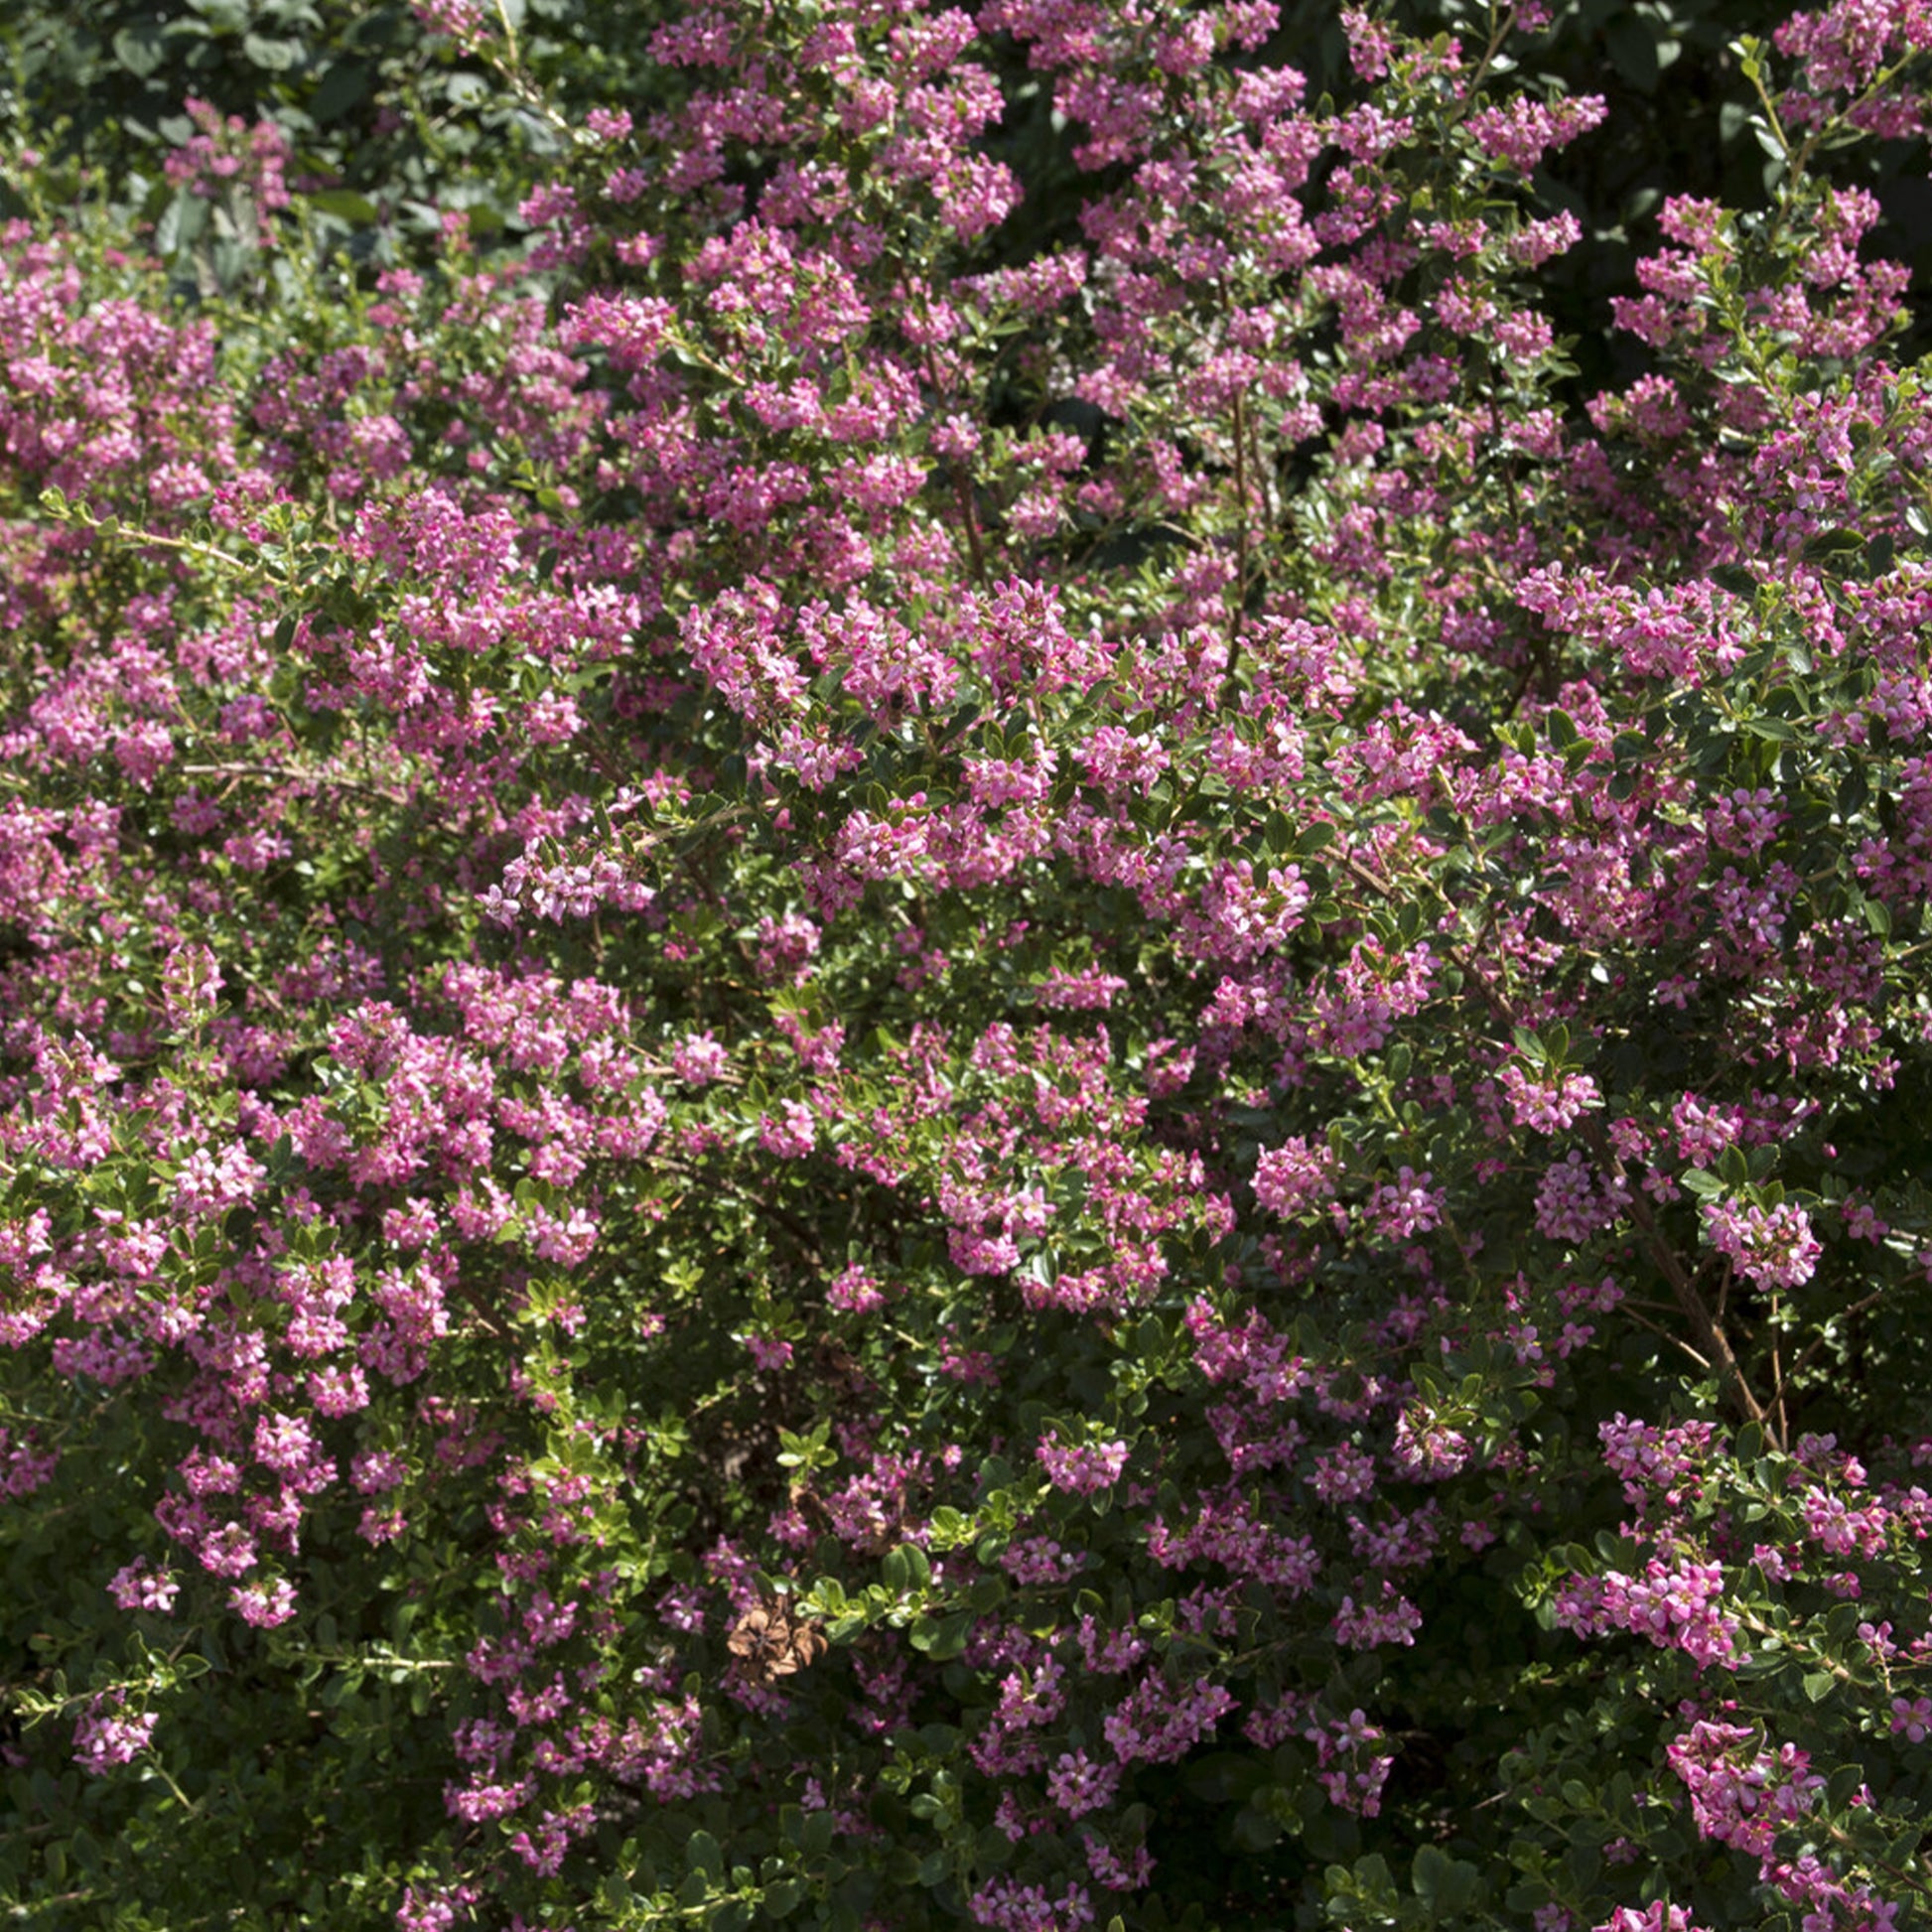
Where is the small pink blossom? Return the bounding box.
[230,1577,300,1627]
[73,1696,158,1773]
[108,1560,181,1613]
[1036,1437,1129,1494]
[1702,1198,1823,1292]
[1253,1136,1338,1215]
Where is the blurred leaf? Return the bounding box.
[112,24,167,78]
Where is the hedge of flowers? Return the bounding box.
[4,1,1932,1928]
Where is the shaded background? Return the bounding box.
[6,0,1932,391]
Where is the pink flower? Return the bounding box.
[1045,1746,1119,1817]
[1499,1062,1603,1133]
[742,1332,795,1372]
[1464,94,1608,172]
[73,1696,158,1773]
[230,1577,300,1627]
[759,1100,816,1158]
[1333,1584,1424,1648]
[1253,1136,1338,1215]
[1036,1437,1129,1495]
[1594,1907,1697,1932]
[1702,1199,1823,1292]
[108,1560,180,1613]
[1368,1166,1443,1239]
[1892,1697,1932,1743]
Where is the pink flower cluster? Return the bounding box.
[1702,1198,1825,1292]
[1667,1721,1823,1862]
[1306,1706,1395,1816]
[1035,1437,1129,1495]
[72,1695,157,1774]
[1555,1557,1744,1670]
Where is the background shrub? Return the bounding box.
[1,3,1931,1930]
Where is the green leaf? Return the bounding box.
[1801,526,1863,563]
[155,190,207,256]
[311,61,372,125]
[1414,1844,1480,1916]
[964,1574,1007,1612]
[1605,13,1660,90]
[908,1611,972,1660]
[304,189,380,225]
[1230,1806,1283,1852]
[242,32,301,69]
[113,25,167,76]
[1887,1828,1923,1869]
[687,1831,724,1880]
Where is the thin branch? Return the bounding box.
[180,761,414,807]
[952,462,988,586]
[1770,1287,1890,1421]
[1768,1288,1790,1447]
[1613,1300,1714,1374]
[1226,389,1249,691]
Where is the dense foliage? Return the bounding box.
[4,2,1932,1929]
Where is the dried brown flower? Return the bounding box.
[726,1597,828,1685]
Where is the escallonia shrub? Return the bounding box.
[3,0,1932,1927]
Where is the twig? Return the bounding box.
[953,461,988,586]
[1606,1166,1771,1437]
[1770,1287,1889,1422]
[1769,1288,1789,1447]
[1226,389,1249,692]
[1612,1301,1714,1374]
[180,761,414,807]
[925,351,986,585]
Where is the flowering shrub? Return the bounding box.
[3,1,1932,1929]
